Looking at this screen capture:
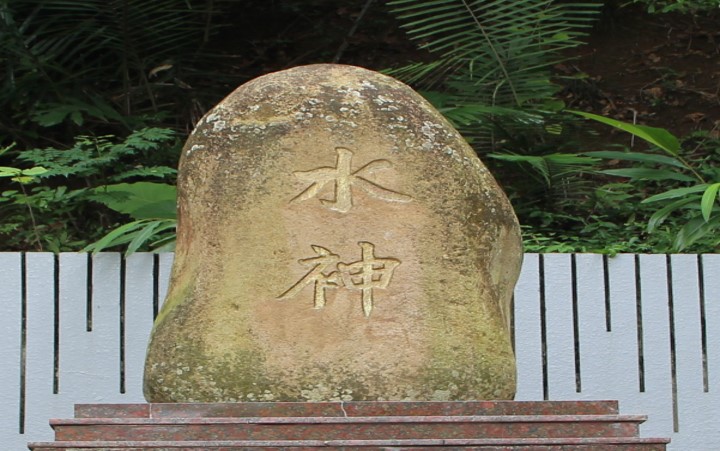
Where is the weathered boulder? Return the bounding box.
[143,64,522,402]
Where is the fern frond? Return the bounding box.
[388,0,600,108]
[0,0,231,133]
[387,0,600,164]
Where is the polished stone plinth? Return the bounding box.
[28,401,669,450]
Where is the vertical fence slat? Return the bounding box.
[24,253,58,444]
[699,254,720,448]
[5,252,720,451]
[157,253,174,310]
[0,253,23,450]
[574,254,610,397]
[57,252,118,405]
[604,255,642,402]
[635,254,673,439]
[87,253,122,401]
[124,253,156,402]
[543,254,577,400]
[668,254,705,449]
[704,255,720,389]
[57,253,89,401]
[513,253,542,401]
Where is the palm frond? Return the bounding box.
[386,0,600,171]
[0,0,231,142]
[387,0,600,108]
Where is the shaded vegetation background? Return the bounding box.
[1,0,719,253]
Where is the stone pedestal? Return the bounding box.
[29,401,669,450]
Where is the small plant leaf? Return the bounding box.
[700,183,720,222]
[22,166,49,176]
[570,110,681,155]
[128,201,177,220]
[647,197,696,232]
[601,168,696,182]
[83,220,147,254]
[125,221,162,256]
[152,238,177,253]
[0,167,21,176]
[111,166,176,181]
[70,111,84,126]
[92,182,177,219]
[32,108,71,127]
[488,153,550,185]
[584,151,685,169]
[673,216,720,251]
[643,185,708,203]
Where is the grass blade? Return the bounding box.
[700,182,720,221]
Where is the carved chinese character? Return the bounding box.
[277,245,341,309]
[337,242,400,317]
[290,147,412,213]
[279,242,400,316]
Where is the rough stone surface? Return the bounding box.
[143,64,523,402]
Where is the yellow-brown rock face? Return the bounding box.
[143,64,522,402]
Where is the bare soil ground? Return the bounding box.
[558,6,720,140]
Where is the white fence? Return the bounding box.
[0,253,718,450]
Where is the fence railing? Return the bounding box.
[0,253,718,450]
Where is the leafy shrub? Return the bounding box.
[0,0,236,148]
[573,111,720,251]
[386,0,600,152]
[0,128,178,252]
[85,182,177,255]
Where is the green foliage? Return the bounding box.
[384,0,669,255]
[0,144,50,249]
[92,183,176,220]
[388,0,599,105]
[1,1,717,255]
[572,111,720,251]
[571,111,681,154]
[83,218,177,256]
[385,1,630,254]
[519,178,719,254]
[631,0,720,13]
[18,128,176,180]
[0,0,233,147]
[0,128,178,252]
[387,0,601,151]
[85,182,177,255]
[0,164,47,183]
[488,152,600,187]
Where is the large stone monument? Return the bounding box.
[143,64,523,403]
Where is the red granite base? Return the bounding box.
[28,401,670,450]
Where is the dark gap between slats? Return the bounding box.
[603,255,612,332]
[510,293,515,355]
[53,254,60,394]
[571,254,581,393]
[666,254,679,433]
[539,254,548,401]
[120,255,127,394]
[19,253,27,434]
[153,254,160,319]
[698,255,709,392]
[86,253,93,332]
[635,255,645,393]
